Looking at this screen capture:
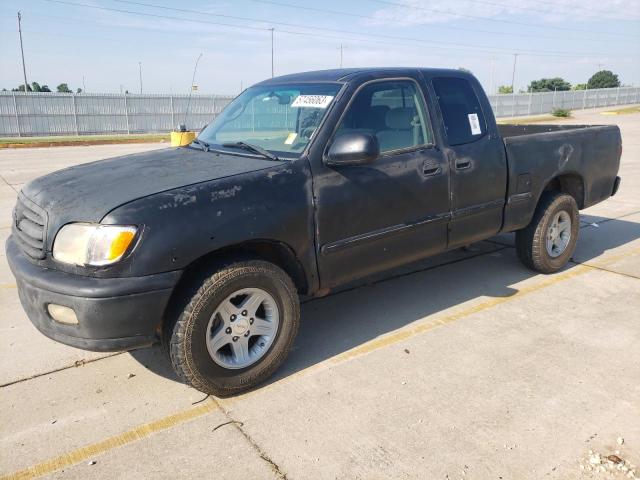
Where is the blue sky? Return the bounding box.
[1,0,639,94]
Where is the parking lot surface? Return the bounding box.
[1,108,639,480]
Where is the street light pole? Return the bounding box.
[338,44,348,68]
[489,56,496,95]
[269,28,275,78]
[510,53,518,93]
[138,62,143,94]
[17,11,28,93]
[510,53,518,117]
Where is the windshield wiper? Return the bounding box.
[191,138,210,152]
[221,141,279,161]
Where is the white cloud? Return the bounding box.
[365,0,640,26]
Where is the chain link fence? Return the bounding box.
[1,86,639,137]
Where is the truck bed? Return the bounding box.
[498,123,622,233]
[498,123,595,138]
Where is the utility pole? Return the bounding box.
[138,62,143,94]
[489,56,496,95]
[510,53,518,93]
[82,75,86,92]
[17,11,28,93]
[269,28,275,78]
[338,44,348,68]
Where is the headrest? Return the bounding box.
[362,105,390,128]
[385,107,415,129]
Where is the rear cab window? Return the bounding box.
[432,77,486,146]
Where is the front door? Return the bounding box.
[312,78,451,289]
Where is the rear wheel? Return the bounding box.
[167,260,299,397]
[515,192,579,274]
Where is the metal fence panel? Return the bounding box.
[1,87,638,137]
[487,86,640,119]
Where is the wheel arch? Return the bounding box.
[158,239,309,339]
[541,173,585,209]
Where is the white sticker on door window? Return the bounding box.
[468,113,482,135]
[291,95,334,108]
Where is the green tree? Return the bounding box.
[587,70,620,89]
[527,77,571,92]
[76,88,83,93]
[57,83,72,93]
[11,82,51,92]
[573,83,587,90]
[498,85,513,94]
[29,82,51,92]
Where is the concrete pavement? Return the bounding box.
[1,108,639,479]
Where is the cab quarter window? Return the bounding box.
[432,77,486,146]
[336,80,433,153]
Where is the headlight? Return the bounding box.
[53,223,137,266]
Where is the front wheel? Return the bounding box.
[515,192,579,274]
[167,260,300,397]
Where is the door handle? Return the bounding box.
[422,162,442,177]
[455,159,472,170]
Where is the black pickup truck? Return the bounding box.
[7,68,621,396]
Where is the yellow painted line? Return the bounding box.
[0,283,17,289]
[222,245,640,403]
[1,400,219,480]
[331,246,640,363]
[331,265,591,363]
[6,247,640,476]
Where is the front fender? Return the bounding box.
[102,160,317,288]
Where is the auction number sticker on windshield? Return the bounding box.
[468,113,482,135]
[291,95,334,108]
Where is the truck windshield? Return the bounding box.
[198,83,343,159]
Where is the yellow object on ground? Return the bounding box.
[601,106,640,116]
[170,131,196,147]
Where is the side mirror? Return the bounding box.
[326,132,379,166]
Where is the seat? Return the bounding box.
[362,105,390,134]
[376,107,417,152]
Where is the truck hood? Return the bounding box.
[21,146,280,223]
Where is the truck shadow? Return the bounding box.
[129,214,640,390]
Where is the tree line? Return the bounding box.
[497,70,621,94]
[3,70,624,95]
[2,82,82,93]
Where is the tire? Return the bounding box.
[515,192,579,274]
[166,260,300,397]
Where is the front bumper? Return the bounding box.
[6,236,182,352]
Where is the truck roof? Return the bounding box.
[256,67,472,85]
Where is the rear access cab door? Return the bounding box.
[428,74,507,248]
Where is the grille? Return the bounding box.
[12,194,47,260]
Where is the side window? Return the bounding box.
[335,80,433,153]
[432,77,486,146]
